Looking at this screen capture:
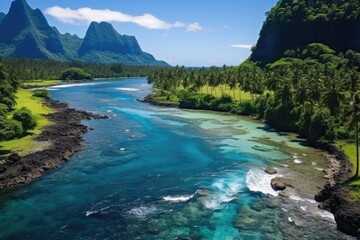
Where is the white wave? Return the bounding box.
[115,87,139,92]
[50,82,109,89]
[289,195,316,204]
[288,217,293,222]
[128,206,157,218]
[201,176,243,210]
[246,169,281,196]
[318,209,335,221]
[300,206,307,211]
[163,194,194,203]
[85,210,98,216]
[312,161,317,166]
[315,167,323,171]
[294,159,302,164]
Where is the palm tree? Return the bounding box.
[346,68,360,96]
[276,78,293,106]
[344,91,360,177]
[322,76,345,118]
[293,79,309,105]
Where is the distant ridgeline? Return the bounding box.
[250,0,360,65]
[0,0,168,66]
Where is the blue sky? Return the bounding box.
[0,0,277,67]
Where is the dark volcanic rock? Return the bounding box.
[264,166,277,175]
[315,142,360,237]
[0,99,107,191]
[271,177,286,191]
[316,184,360,237]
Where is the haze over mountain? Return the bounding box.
[0,0,168,66]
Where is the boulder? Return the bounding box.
[271,177,286,191]
[279,191,289,198]
[264,167,277,175]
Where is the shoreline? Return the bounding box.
[0,99,107,192]
[142,94,360,237]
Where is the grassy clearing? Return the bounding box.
[199,84,253,102]
[154,84,253,103]
[336,140,360,199]
[0,89,54,156]
[22,79,61,88]
[336,141,357,175]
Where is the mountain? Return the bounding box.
[0,0,168,66]
[0,13,6,24]
[78,22,167,65]
[250,0,360,64]
[0,0,66,59]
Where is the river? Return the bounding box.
[0,78,351,239]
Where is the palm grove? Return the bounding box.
[148,44,360,177]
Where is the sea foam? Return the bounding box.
[163,194,194,203]
[246,169,282,196]
[201,175,243,210]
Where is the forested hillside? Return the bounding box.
[251,0,360,64]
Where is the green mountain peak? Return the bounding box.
[0,0,168,66]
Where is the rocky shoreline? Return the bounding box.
[315,143,360,237]
[142,94,360,237]
[0,99,107,192]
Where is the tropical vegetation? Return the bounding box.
[149,43,360,177]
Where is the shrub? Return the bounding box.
[32,89,50,98]
[0,117,23,140]
[308,108,336,143]
[12,107,37,133]
[60,67,92,81]
[0,103,9,116]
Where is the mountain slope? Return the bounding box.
[0,0,168,66]
[250,0,360,64]
[0,13,6,24]
[78,22,167,65]
[0,0,65,59]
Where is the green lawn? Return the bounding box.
[336,141,357,175]
[336,141,360,199]
[0,89,54,156]
[22,79,61,88]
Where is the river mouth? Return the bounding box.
[0,78,352,239]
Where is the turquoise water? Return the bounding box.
[0,78,351,239]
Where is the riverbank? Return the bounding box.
[142,93,360,237]
[0,99,107,191]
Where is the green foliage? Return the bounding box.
[60,67,92,80]
[265,0,360,24]
[0,58,161,81]
[265,103,297,132]
[0,103,8,116]
[12,107,37,133]
[308,108,336,143]
[150,46,359,151]
[0,117,23,141]
[32,89,50,98]
[302,43,336,59]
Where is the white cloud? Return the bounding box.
[230,44,253,50]
[186,22,202,32]
[45,6,202,32]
